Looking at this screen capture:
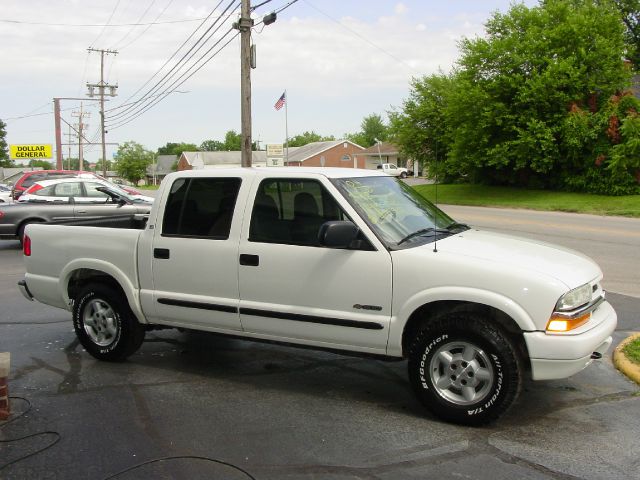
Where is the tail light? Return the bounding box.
[0,211,4,219]
[23,235,31,256]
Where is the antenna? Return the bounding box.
[433,139,438,253]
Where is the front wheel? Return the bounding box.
[400,172,407,178]
[408,314,522,425]
[73,283,145,362]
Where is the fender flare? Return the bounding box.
[59,258,147,324]
[387,286,537,357]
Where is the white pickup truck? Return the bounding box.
[19,168,616,425]
[377,163,409,178]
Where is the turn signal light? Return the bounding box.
[23,235,31,256]
[546,312,591,332]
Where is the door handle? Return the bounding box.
[76,210,87,214]
[154,248,170,259]
[239,254,259,266]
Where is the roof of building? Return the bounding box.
[147,155,178,176]
[286,140,363,164]
[359,142,400,156]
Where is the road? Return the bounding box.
[0,203,639,479]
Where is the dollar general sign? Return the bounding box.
[10,144,53,159]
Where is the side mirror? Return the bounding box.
[318,221,359,249]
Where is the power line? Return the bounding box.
[111,0,157,50]
[90,0,123,47]
[106,0,239,122]
[106,29,239,130]
[0,17,218,27]
[117,0,175,51]
[302,0,415,71]
[106,0,231,115]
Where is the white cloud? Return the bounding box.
[395,3,408,15]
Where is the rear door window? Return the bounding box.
[162,177,241,239]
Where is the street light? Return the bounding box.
[374,137,383,166]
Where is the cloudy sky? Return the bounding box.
[2,0,537,162]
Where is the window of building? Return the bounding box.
[162,177,241,239]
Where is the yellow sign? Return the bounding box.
[10,144,53,159]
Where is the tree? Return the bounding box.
[391,0,639,193]
[200,139,225,151]
[345,114,389,147]
[157,142,198,157]
[29,159,54,169]
[63,158,90,171]
[0,119,13,168]
[114,141,154,185]
[287,131,335,147]
[612,0,640,65]
[388,74,455,178]
[94,159,113,172]
[223,130,242,151]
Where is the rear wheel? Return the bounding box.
[72,283,145,361]
[408,313,522,425]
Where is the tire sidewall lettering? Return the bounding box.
[418,334,449,390]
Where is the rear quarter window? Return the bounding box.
[162,177,241,239]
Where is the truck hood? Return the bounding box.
[420,229,602,289]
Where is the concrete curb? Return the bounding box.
[613,333,640,386]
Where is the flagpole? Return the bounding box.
[284,89,289,165]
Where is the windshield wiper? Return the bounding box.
[445,221,470,232]
[397,227,450,245]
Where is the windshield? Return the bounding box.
[333,176,464,248]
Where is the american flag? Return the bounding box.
[274,92,286,111]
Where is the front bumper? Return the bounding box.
[524,300,617,380]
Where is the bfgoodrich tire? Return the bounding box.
[73,283,145,362]
[408,314,522,425]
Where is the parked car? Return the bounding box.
[11,169,148,200]
[0,186,151,244]
[19,177,155,203]
[0,184,12,203]
[376,163,408,178]
[19,168,616,425]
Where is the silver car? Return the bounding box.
[0,186,151,244]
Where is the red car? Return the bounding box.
[11,170,144,199]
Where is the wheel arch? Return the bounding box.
[61,260,147,324]
[391,289,535,373]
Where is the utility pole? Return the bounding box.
[54,98,62,169]
[72,105,90,172]
[65,124,73,170]
[53,97,100,170]
[87,48,118,177]
[238,0,253,167]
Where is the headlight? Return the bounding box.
[555,284,591,312]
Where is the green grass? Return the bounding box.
[624,337,640,365]
[137,184,160,190]
[413,184,640,217]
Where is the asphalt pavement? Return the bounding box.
[0,206,639,479]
